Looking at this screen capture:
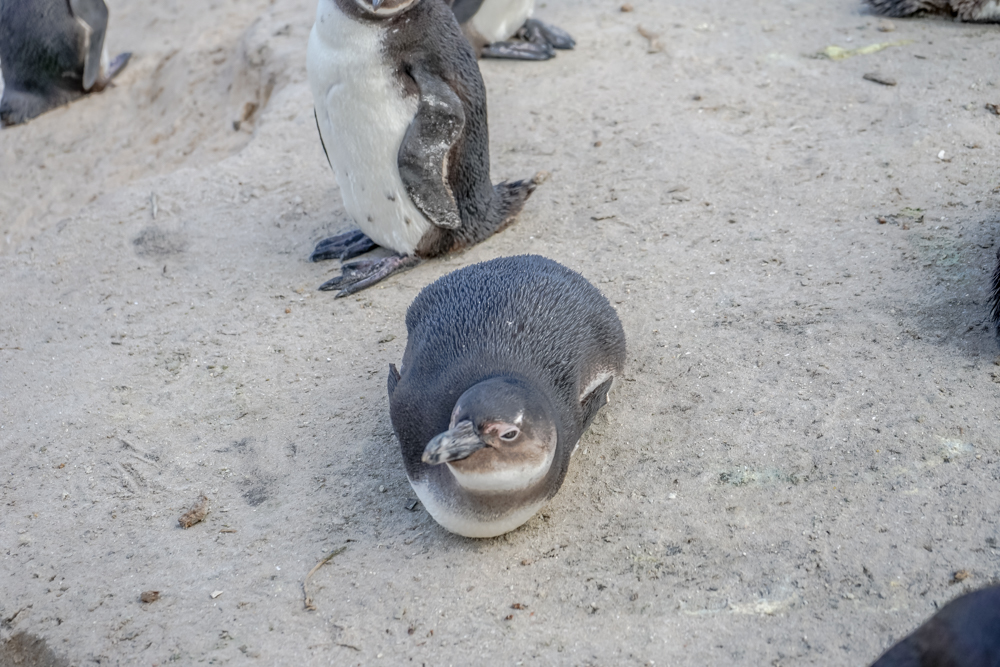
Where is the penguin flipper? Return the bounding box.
[579,376,615,432]
[68,0,110,91]
[398,64,465,231]
[388,364,401,397]
[313,108,333,171]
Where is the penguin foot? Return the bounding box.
[318,255,421,297]
[480,41,555,61]
[520,18,576,50]
[106,52,132,80]
[310,229,377,262]
[93,52,132,92]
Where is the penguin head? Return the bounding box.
[422,377,558,493]
[352,0,419,17]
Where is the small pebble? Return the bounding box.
[621,3,634,11]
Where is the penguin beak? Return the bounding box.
[422,420,484,465]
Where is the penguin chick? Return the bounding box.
[306,0,538,296]
[990,247,1000,344]
[387,255,627,538]
[449,0,576,60]
[865,0,1000,21]
[0,0,131,127]
[869,584,1000,666]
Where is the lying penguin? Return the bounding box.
[869,584,1000,666]
[449,0,575,60]
[0,0,131,127]
[387,255,627,538]
[307,0,538,296]
[865,0,1000,21]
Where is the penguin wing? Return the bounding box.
[450,0,486,24]
[579,375,615,433]
[387,363,401,397]
[68,0,110,90]
[313,108,333,171]
[398,63,465,231]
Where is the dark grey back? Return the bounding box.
[870,584,1000,666]
[390,255,626,492]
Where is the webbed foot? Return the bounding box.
[310,229,377,262]
[94,52,131,92]
[318,255,421,297]
[481,40,554,60]
[519,18,575,50]
[105,52,132,80]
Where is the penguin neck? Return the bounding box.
[445,428,556,494]
[410,464,553,538]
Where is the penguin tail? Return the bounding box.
[991,247,1000,344]
[486,172,546,236]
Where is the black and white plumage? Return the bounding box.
[869,584,1000,666]
[387,255,626,538]
[449,0,575,60]
[0,0,130,127]
[306,0,538,296]
[865,0,1000,21]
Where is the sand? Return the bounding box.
[1,0,999,664]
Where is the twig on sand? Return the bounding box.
[303,546,348,611]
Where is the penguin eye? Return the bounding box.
[499,428,520,441]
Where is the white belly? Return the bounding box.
[307,0,432,255]
[471,0,534,44]
[409,478,546,538]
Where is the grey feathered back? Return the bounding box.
[390,255,626,484]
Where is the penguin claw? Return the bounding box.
[318,255,421,296]
[310,229,377,262]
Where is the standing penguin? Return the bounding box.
[865,0,1000,21]
[387,255,627,538]
[449,0,575,60]
[307,0,539,296]
[0,0,131,127]
[869,584,1000,666]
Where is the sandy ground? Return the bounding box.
[1,0,999,664]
